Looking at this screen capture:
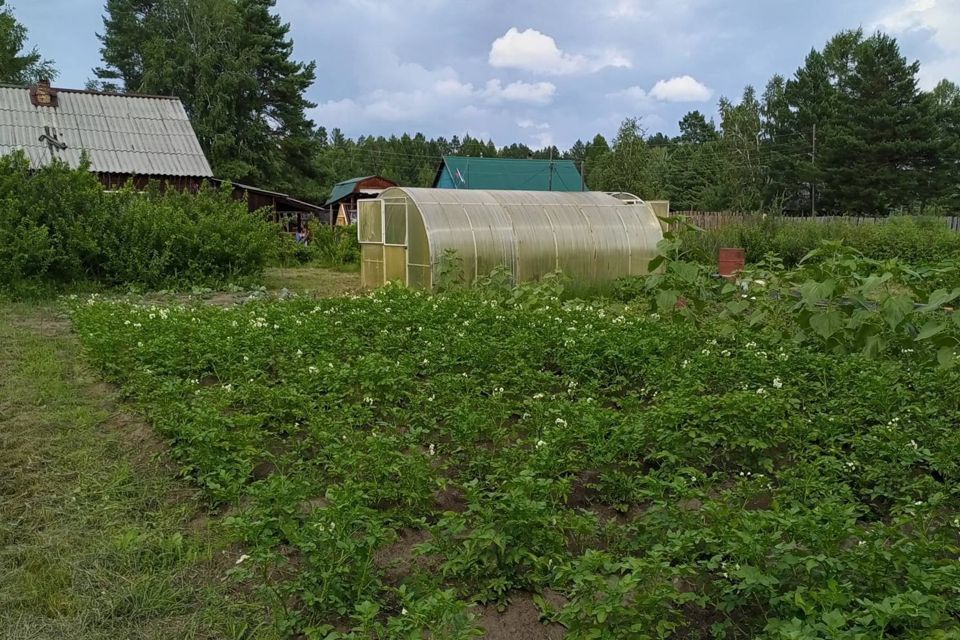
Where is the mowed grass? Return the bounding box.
[262,266,360,296]
[0,303,271,640]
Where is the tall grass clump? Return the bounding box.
[683,215,960,266]
[0,152,279,297]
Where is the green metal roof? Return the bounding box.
[433,156,583,191]
[324,175,376,206]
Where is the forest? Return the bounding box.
[2,0,959,215]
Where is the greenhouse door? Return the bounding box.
[358,200,385,289]
[383,200,408,285]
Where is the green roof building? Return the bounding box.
[432,156,584,191]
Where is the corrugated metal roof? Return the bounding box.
[324,176,377,205]
[0,85,212,177]
[433,156,584,192]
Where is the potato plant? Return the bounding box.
[71,258,960,638]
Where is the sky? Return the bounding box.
[11,0,960,150]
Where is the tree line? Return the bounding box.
[1,0,958,215]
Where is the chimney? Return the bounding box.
[30,79,58,108]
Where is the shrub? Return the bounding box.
[0,151,279,295]
[276,222,360,269]
[308,222,359,267]
[96,183,278,288]
[683,215,960,266]
[0,153,109,295]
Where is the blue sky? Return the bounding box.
[11,0,960,149]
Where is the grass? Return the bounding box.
[261,266,360,296]
[0,302,271,640]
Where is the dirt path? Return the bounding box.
[0,303,270,640]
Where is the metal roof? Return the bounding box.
[433,156,584,191]
[209,178,324,213]
[324,175,376,205]
[0,85,212,177]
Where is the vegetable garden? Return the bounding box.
[70,244,960,639]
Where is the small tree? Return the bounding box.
[0,0,56,83]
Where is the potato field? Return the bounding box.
[70,249,960,639]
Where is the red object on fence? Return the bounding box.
[718,248,745,280]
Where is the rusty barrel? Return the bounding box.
[718,247,745,280]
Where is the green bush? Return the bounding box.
[683,216,960,266]
[309,222,360,267]
[276,222,360,269]
[0,153,109,295]
[0,152,278,296]
[96,184,278,288]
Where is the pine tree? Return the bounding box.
[95,0,318,197]
[0,0,55,84]
[928,80,960,210]
[828,33,937,214]
[678,111,718,145]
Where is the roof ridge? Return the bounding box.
[0,83,182,101]
[443,155,577,163]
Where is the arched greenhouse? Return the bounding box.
[357,187,664,290]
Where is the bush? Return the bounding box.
[0,153,109,295]
[277,222,360,269]
[683,215,960,266]
[0,152,279,296]
[96,184,278,288]
[309,222,360,267]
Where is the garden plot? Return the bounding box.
[71,278,960,639]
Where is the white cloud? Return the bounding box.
[518,119,551,130]
[873,0,960,88]
[607,0,649,18]
[609,76,712,105]
[488,27,631,75]
[483,79,557,105]
[649,75,713,101]
[532,131,555,148]
[608,85,651,105]
[433,79,475,98]
[312,61,556,131]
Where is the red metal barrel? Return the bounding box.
[718,247,745,280]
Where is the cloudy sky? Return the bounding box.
[12,0,960,149]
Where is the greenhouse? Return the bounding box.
[358,187,664,290]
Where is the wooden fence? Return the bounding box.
[670,211,960,232]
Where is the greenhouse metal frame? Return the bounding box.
[358,187,664,290]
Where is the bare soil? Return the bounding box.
[474,592,567,639]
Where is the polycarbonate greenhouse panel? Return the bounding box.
[363,187,664,291]
[383,246,406,283]
[462,203,515,280]
[358,200,383,244]
[417,200,479,282]
[406,200,430,269]
[407,264,431,289]
[384,201,407,245]
[361,244,384,288]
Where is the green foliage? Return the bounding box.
[85,0,960,216]
[309,223,360,268]
[0,152,277,296]
[278,223,360,269]
[683,216,960,267]
[96,0,319,200]
[96,183,278,288]
[0,0,56,83]
[70,245,960,637]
